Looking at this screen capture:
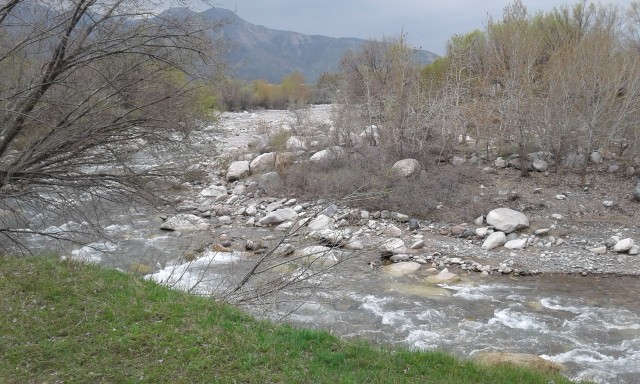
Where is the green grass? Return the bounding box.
[0,256,584,383]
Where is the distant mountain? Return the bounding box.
[177,7,439,83]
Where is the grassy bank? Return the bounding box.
[0,256,582,383]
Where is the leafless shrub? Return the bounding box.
[0,1,227,252]
[282,148,485,221]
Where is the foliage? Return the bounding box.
[215,72,312,111]
[0,256,586,384]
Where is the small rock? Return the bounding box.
[384,225,403,237]
[494,157,507,168]
[534,228,550,236]
[602,200,614,207]
[343,240,364,250]
[629,245,639,255]
[425,268,461,284]
[212,243,232,252]
[475,227,490,238]
[605,236,620,248]
[555,194,566,200]
[393,212,410,222]
[504,238,527,250]
[409,240,425,249]
[390,254,412,263]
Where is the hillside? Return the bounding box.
[174,7,439,83]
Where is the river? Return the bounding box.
[19,106,640,383]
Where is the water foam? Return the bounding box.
[146,251,240,294]
[488,307,548,332]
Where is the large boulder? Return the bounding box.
[384,261,421,277]
[634,182,640,202]
[309,146,345,163]
[562,153,586,169]
[258,172,284,194]
[391,159,421,178]
[258,208,298,226]
[160,214,209,231]
[481,231,507,250]
[475,352,564,374]
[379,238,407,255]
[613,238,634,253]
[504,238,527,250]
[307,214,335,231]
[486,208,529,233]
[226,161,250,182]
[250,152,276,174]
[532,159,548,172]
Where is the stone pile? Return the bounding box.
[589,236,638,255]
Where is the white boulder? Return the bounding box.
[481,231,507,250]
[161,214,208,231]
[258,208,298,226]
[425,268,461,284]
[391,159,421,178]
[307,214,335,231]
[379,238,407,255]
[309,146,345,163]
[226,161,250,182]
[249,152,276,174]
[384,261,421,277]
[613,238,635,253]
[504,238,527,250]
[199,185,227,198]
[486,208,529,233]
[285,136,307,151]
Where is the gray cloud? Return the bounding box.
[178,0,633,55]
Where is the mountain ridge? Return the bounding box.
[189,7,439,83]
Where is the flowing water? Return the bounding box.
[18,105,640,383]
[140,244,640,384]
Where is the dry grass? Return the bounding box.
[282,147,489,221]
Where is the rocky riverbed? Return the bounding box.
[54,104,640,384]
[156,104,640,279]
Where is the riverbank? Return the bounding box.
[0,256,583,383]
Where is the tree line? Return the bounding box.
[333,0,640,174]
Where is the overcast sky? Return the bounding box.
[176,0,633,55]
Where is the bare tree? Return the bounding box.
[0,0,226,251]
